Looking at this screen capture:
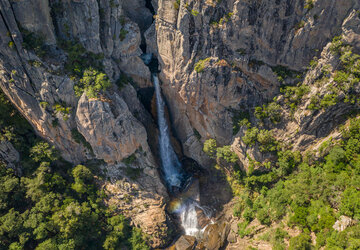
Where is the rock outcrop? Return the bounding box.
[0,0,170,247]
[333,215,357,232]
[0,140,20,174]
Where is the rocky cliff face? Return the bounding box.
[0,0,169,247]
[1,0,360,248]
[151,0,359,167]
[148,0,359,247]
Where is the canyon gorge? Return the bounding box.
[0,0,360,249]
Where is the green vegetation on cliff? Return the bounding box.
[0,90,148,249]
[205,36,360,249]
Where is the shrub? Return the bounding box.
[116,72,134,90]
[124,167,143,180]
[58,39,104,77]
[52,103,71,120]
[257,208,271,225]
[242,127,259,146]
[71,129,93,153]
[295,20,305,31]
[28,60,42,67]
[30,142,58,163]
[254,106,267,120]
[191,10,199,16]
[193,129,201,140]
[232,110,250,134]
[266,103,282,123]
[281,85,310,110]
[309,58,318,69]
[271,65,298,83]
[129,227,150,250]
[289,233,312,250]
[75,68,111,98]
[72,165,93,183]
[243,207,255,223]
[194,58,210,73]
[216,146,238,163]
[8,41,14,49]
[122,154,136,165]
[320,93,338,108]
[257,130,278,152]
[39,101,49,109]
[119,28,128,41]
[173,0,180,10]
[255,103,282,124]
[307,95,320,110]
[238,221,252,237]
[289,206,309,228]
[333,70,350,84]
[340,187,360,220]
[304,0,314,10]
[329,36,343,55]
[275,150,301,177]
[20,27,47,57]
[203,139,217,158]
[233,202,244,217]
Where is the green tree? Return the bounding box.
[75,68,111,98]
[203,139,217,158]
[30,142,58,163]
[216,146,238,163]
[340,187,360,220]
[289,233,312,250]
[71,165,94,195]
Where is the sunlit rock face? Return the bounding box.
[150,0,359,168]
[0,0,171,247]
[1,0,360,248]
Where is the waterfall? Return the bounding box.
[180,202,201,236]
[153,74,182,188]
[153,74,203,237]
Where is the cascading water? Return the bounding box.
[153,74,203,236]
[153,75,183,188]
[178,200,206,237]
[142,53,208,237]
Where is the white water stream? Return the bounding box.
[153,74,202,236]
[153,75,183,188]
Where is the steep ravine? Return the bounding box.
[0,0,360,249]
[140,50,215,247]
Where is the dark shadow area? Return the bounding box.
[145,0,155,15]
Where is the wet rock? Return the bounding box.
[195,207,211,229]
[174,235,196,250]
[201,222,230,250]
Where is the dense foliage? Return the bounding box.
[207,114,360,250]
[0,90,148,249]
[205,36,360,249]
